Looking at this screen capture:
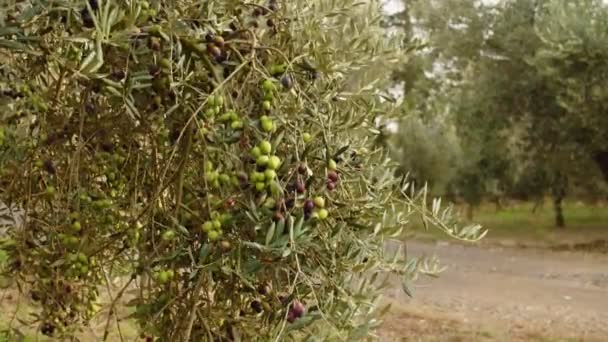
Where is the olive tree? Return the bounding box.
[0,0,484,340]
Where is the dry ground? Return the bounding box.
[379,241,608,341]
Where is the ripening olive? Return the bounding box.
[328,159,337,171]
[313,196,325,208]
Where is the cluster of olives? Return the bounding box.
[250,140,282,193]
[202,211,229,242]
[205,33,228,63]
[66,252,91,278]
[304,196,329,220]
[153,268,175,284]
[204,161,239,189]
[326,159,340,191]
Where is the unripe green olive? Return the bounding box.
[261,119,274,132]
[208,230,220,241]
[262,100,272,111]
[262,79,276,92]
[71,221,82,232]
[267,156,281,170]
[303,133,312,144]
[255,182,266,191]
[212,220,222,229]
[231,120,244,129]
[251,146,262,158]
[257,155,270,166]
[202,221,213,232]
[264,169,276,180]
[317,208,329,220]
[259,140,272,155]
[162,230,176,241]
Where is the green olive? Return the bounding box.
[261,119,274,132]
[208,230,220,241]
[317,208,329,220]
[303,132,312,143]
[267,156,281,170]
[255,182,266,191]
[257,155,270,166]
[264,169,277,180]
[251,146,262,158]
[71,221,82,232]
[212,219,222,229]
[230,120,244,129]
[262,79,276,92]
[262,100,272,111]
[162,230,176,241]
[202,221,213,232]
[328,159,337,171]
[259,140,272,155]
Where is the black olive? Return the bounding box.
[250,300,263,313]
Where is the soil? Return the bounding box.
[379,240,608,341]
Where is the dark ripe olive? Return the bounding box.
[250,300,263,313]
[281,75,293,89]
[266,18,275,27]
[88,0,99,10]
[81,8,95,28]
[148,64,160,76]
[30,291,41,301]
[43,160,56,174]
[273,211,284,222]
[41,322,56,337]
[229,22,238,31]
[327,181,337,191]
[304,199,314,212]
[285,197,295,210]
[214,36,225,48]
[252,8,262,16]
[101,141,114,153]
[327,171,339,182]
[296,180,306,194]
[249,20,259,28]
[268,0,279,11]
[207,44,222,58]
[111,70,126,81]
[205,33,215,43]
[257,284,269,295]
[298,163,307,174]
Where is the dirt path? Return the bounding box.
[380,241,608,341]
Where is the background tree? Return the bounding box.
[389,0,608,226]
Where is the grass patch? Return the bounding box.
[409,200,608,246]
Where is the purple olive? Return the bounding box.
[296,180,306,194]
[304,199,315,212]
[281,75,293,89]
[327,182,337,191]
[327,170,339,182]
